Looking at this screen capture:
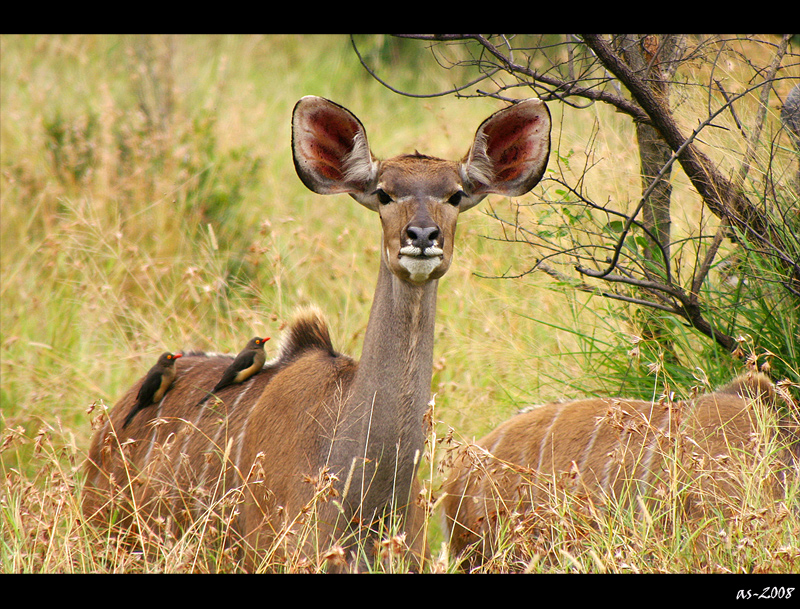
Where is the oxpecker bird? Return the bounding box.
[123,352,182,428]
[199,336,269,406]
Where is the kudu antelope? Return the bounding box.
[81,95,552,570]
[442,372,799,568]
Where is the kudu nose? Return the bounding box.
[405,225,441,251]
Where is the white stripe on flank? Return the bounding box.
[634,404,670,513]
[195,380,258,502]
[143,393,170,467]
[579,401,607,472]
[535,402,566,502]
[536,402,566,472]
[599,400,625,497]
[233,382,256,473]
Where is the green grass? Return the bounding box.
[1,34,798,573]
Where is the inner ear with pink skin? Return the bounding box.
[291,96,376,196]
[460,98,551,203]
[292,96,551,211]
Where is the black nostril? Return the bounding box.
[406,225,440,249]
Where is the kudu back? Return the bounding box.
[443,372,799,567]
[82,96,552,570]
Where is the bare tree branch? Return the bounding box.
[352,34,800,365]
[349,35,502,99]
[581,34,799,295]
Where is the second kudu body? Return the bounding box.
[82,96,552,569]
[443,372,799,569]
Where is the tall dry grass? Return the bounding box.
[1,34,797,573]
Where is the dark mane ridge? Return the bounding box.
[176,308,341,372]
[275,306,339,364]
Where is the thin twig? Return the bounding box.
[350,35,500,99]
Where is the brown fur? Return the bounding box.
[82,340,287,531]
[82,96,553,571]
[442,373,798,567]
[82,311,406,568]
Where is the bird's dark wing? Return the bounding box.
[136,369,162,405]
[125,372,161,428]
[212,350,256,392]
[233,349,257,369]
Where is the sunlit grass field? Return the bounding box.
[2,34,797,573]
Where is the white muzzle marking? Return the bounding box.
[398,244,444,282]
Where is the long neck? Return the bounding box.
[333,254,438,517]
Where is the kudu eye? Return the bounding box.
[376,189,392,205]
[448,191,465,207]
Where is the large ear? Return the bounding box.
[459,98,551,209]
[292,96,379,198]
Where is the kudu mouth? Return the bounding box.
[397,244,445,283]
[398,244,445,258]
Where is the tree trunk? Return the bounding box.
[617,34,683,270]
[616,35,683,358]
[583,34,800,296]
